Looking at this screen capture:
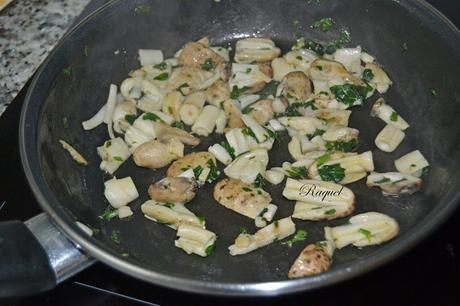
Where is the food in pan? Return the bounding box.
[76,30,430,276]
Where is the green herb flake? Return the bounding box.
[134,4,150,15]
[312,17,335,32]
[390,111,398,122]
[286,166,308,179]
[105,140,112,148]
[245,67,252,74]
[83,46,90,58]
[358,228,372,242]
[205,243,216,256]
[242,187,252,192]
[193,165,204,180]
[316,153,331,167]
[429,88,438,96]
[206,159,221,183]
[154,72,169,81]
[274,220,279,228]
[198,216,206,225]
[121,252,130,257]
[330,84,372,108]
[422,166,430,177]
[125,114,136,125]
[113,156,124,162]
[62,117,69,129]
[264,127,283,143]
[296,55,303,60]
[305,39,325,56]
[307,128,325,140]
[201,58,215,71]
[362,69,375,82]
[164,202,175,209]
[318,164,345,183]
[220,140,235,159]
[240,227,249,234]
[63,67,72,77]
[282,101,317,117]
[325,138,358,152]
[172,121,185,130]
[230,86,248,99]
[154,62,168,70]
[241,105,254,114]
[111,230,121,244]
[325,208,336,215]
[253,174,269,189]
[374,177,391,184]
[282,230,308,248]
[99,206,118,221]
[242,127,259,142]
[142,112,161,121]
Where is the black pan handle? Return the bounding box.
[0,213,94,298]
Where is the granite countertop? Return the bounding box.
[0,0,91,116]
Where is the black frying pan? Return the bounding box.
[2,0,460,298]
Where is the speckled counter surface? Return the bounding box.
[0,0,91,116]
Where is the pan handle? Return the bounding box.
[0,213,94,298]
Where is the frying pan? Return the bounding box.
[1,0,460,298]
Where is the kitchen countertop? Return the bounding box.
[0,0,90,116]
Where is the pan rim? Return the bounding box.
[19,0,460,296]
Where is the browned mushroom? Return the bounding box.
[178,41,224,71]
[288,243,333,278]
[133,139,183,169]
[153,121,200,146]
[148,177,198,204]
[248,99,274,125]
[280,71,312,101]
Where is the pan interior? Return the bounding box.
[25,0,460,288]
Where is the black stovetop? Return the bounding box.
[1,1,459,305]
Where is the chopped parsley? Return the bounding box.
[241,105,254,114]
[282,230,308,248]
[113,156,124,162]
[230,86,248,99]
[312,17,335,32]
[245,67,252,73]
[374,177,391,184]
[172,121,185,130]
[264,127,283,142]
[154,62,168,70]
[143,112,161,121]
[220,140,235,158]
[316,153,331,167]
[153,72,169,81]
[242,187,252,192]
[325,29,352,54]
[362,69,375,82]
[125,114,136,125]
[134,4,150,15]
[193,165,203,180]
[330,84,372,108]
[286,166,308,179]
[258,207,268,217]
[422,166,430,177]
[274,220,279,228]
[99,206,118,221]
[121,252,130,257]
[242,127,259,142]
[198,216,206,225]
[253,173,269,189]
[305,39,325,56]
[62,117,69,129]
[390,111,398,122]
[325,138,358,152]
[307,128,325,140]
[105,140,112,148]
[325,209,336,216]
[164,202,175,209]
[239,227,249,234]
[318,164,345,183]
[296,55,303,60]
[282,101,317,116]
[358,228,372,242]
[206,159,221,183]
[63,67,72,77]
[205,243,216,256]
[429,88,438,96]
[201,58,215,71]
[111,230,121,244]
[257,81,279,99]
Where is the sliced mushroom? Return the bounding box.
[153,121,200,146]
[205,79,230,107]
[279,71,312,102]
[288,243,333,278]
[213,178,272,219]
[168,67,219,92]
[167,151,215,177]
[248,99,274,125]
[133,139,183,169]
[148,177,197,204]
[177,41,224,71]
[234,38,281,64]
[257,61,274,79]
[309,59,362,85]
[222,99,245,129]
[365,63,393,94]
[366,172,422,196]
